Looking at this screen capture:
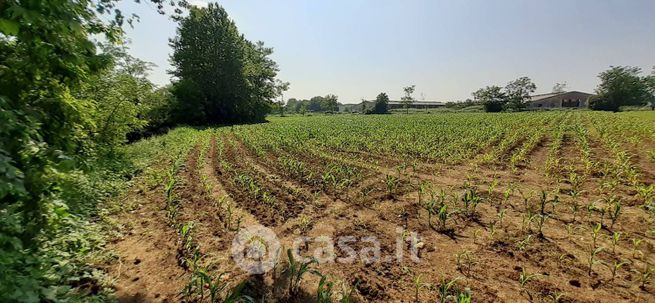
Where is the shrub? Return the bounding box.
[588,95,620,112]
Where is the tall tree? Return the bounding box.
[473,86,507,112]
[285,98,300,113]
[309,96,325,112]
[590,66,650,111]
[401,85,416,114]
[77,45,159,148]
[322,94,339,112]
[552,82,567,93]
[169,4,282,124]
[275,80,290,116]
[373,92,390,114]
[504,77,536,111]
[645,67,655,110]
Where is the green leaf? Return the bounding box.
[0,19,19,35]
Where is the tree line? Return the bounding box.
[472,67,655,112]
[282,95,339,114]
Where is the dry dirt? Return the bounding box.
[106,129,655,302]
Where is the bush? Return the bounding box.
[483,101,505,112]
[588,95,620,112]
[370,93,389,114]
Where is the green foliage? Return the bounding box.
[77,45,166,148]
[285,95,340,114]
[0,1,185,301]
[504,76,537,111]
[588,94,618,112]
[285,249,320,296]
[401,85,416,114]
[473,77,536,112]
[370,92,390,114]
[169,4,284,124]
[473,85,506,112]
[590,66,651,111]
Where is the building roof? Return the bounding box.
[387,100,446,106]
[530,91,593,102]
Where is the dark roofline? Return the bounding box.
[530,91,593,102]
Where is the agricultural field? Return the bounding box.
[109,111,655,303]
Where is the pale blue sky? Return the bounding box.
[121,0,655,103]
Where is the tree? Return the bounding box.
[170,4,282,125]
[642,67,655,110]
[372,92,390,114]
[275,80,290,116]
[322,94,339,112]
[552,82,568,93]
[77,45,161,149]
[285,98,300,113]
[590,66,650,111]
[473,86,507,112]
[504,77,536,111]
[309,96,325,112]
[401,85,416,114]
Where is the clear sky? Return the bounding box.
[121,0,655,103]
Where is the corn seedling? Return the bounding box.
[488,177,499,197]
[224,204,234,230]
[497,208,506,227]
[183,269,231,303]
[632,238,643,258]
[565,224,574,239]
[586,201,599,222]
[223,280,254,303]
[473,229,481,244]
[605,260,628,282]
[591,223,602,249]
[588,247,604,276]
[339,280,358,303]
[550,194,560,214]
[611,231,621,254]
[385,174,401,195]
[298,215,313,234]
[412,274,429,302]
[437,203,450,231]
[455,250,476,274]
[636,184,655,211]
[286,249,320,296]
[417,181,429,205]
[503,188,512,206]
[456,288,473,303]
[316,275,334,303]
[519,267,538,289]
[461,187,482,217]
[437,277,461,303]
[488,222,497,239]
[547,292,565,303]
[606,197,622,230]
[639,263,655,289]
[178,222,198,269]
[517,235,533,251]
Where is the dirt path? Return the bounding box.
[106,182,187,302]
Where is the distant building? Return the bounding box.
[529,91,594,109]
[339,100,446,112]
[387,100,446,110]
